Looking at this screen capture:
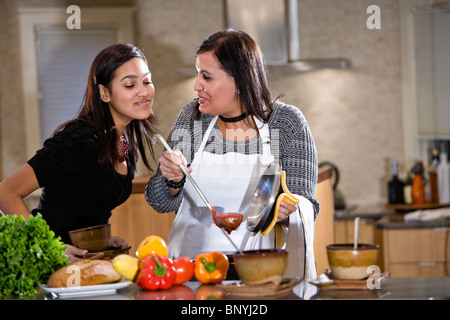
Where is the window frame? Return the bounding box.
[18,7,135,159]
[399,0,450,165]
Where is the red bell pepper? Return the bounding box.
[137,254,176,291]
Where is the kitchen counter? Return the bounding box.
[334,204,392,221]
[377,215,450,229]
[311,276,450,300]
[36,277,450,301]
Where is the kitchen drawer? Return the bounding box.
[389,262,446,278]
[384,228,448,263]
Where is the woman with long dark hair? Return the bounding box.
[146,30,318,281]
[0,43,158,262]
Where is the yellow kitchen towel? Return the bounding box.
[261,171,300,237]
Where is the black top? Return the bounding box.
[28,120,134,244]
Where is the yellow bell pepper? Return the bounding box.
[136,235,168,260]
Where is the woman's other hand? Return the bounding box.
[64,245,104,263]
[159,150,192,182]
[111,236,128,250]
[276,201,298,222]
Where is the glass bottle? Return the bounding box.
[403,169,412,204]
[438,150,450,204]
[411,162,426,205]
[387,161,404,204]
[428,149,439,204]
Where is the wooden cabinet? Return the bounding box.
[110,175,175,257]
[313,169,334,275]
[333,218,384,269]
[382,227,450,277]
[334,219,379,245]
[110,194,175,257]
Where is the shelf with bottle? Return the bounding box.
[384,201,450,211]
[385,152,450,212]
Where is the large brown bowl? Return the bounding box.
[326,243,379,280]
[69,224,112,252]
[233,249,288,285]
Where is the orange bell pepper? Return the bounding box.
[194,252,229,284]
[196,284,228,300]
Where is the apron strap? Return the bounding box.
[196,116,218,155]
[253,117,271,159]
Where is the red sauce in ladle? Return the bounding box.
[213,212,243,234]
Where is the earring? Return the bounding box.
[236,89,240,95]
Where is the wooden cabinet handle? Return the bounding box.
[418,262,436,267]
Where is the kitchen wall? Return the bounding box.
[0,0,421,209]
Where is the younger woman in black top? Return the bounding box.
[0,43,158,262]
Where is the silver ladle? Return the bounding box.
[353,216,360,250]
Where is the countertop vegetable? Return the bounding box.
[173,256,195,285]
[0,214,69,296]
[194,252,229,284]
[195,284,228,300]
[137,254,176,290]
[136,235,168,260]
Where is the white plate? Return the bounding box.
[39,281,131,298]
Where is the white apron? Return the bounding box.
[167,116,316,281]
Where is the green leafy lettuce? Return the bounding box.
[0,213,69,296]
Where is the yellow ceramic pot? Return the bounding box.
[326,243,379,280]
[233,249,288,285]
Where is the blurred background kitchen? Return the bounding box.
[1,0,449,276]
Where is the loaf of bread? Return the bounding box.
[47,260,121,287]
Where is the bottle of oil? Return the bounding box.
[411,162,426,205]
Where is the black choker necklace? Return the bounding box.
[219,112,247,123]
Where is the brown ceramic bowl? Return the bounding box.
[233,249,288,285]
[69,224,112,252]
[326,243,379,280]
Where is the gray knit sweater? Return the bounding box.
[145,100,320,219]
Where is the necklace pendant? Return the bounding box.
[118,135,129,162]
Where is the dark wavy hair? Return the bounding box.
[195,29,284,123]
[54,43,157,173]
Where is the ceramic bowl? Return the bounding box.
[326,243,379,280]
[233,249,288,285]
[69,224,112,252]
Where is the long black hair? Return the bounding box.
[54,43,158,173]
